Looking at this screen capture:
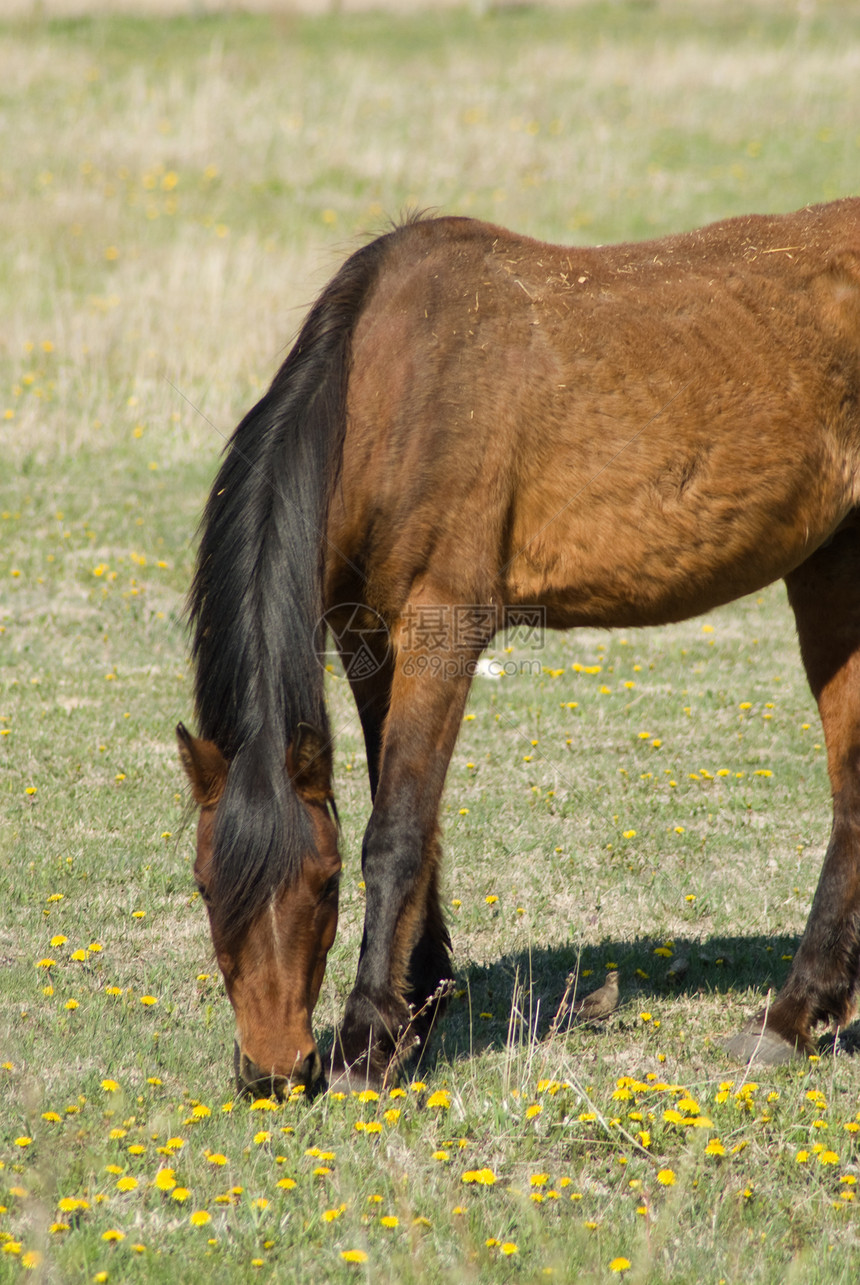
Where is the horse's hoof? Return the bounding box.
[325,1053,389,1095]
[327,1066,369,1095]
[723,1022,805,1066]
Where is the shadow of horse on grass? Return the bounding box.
[318,931,860,1083]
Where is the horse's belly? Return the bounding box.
[506,465,855,629]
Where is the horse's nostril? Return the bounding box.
[300,1047,323,1087]
[236,1044,322,1097]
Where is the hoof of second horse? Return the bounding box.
[326,1058,387,1096]
[723,1021,805,1066]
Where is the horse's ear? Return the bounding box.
[176,723,228,806]
[287,723,333,802]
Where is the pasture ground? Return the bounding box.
[2,2,860,1280]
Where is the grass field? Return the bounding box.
[3,2,860,1281]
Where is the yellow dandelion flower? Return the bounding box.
[57,1197,86,1213]
[341,1250,368,1264]
[461,1168,496,1185]
[101,1229,125,1242]
[277,1177,297,1189]
[500,1243,518,1256]
[116,1176,138,1192]
[380,1215,399,1228]
[656,1169,676,1186]
[426,1090,450,1110]
[190,1210,210,1226]
[610,1260,631,1273]
[171,1187,191,1202]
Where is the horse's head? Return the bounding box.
[177,722,340,1098]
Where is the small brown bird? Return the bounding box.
[571,970,620,1020]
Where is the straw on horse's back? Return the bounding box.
[334,201,860,630]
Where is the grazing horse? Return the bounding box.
[180,198,860,1094]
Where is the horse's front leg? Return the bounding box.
[727,523,860,1063]
[330,629,477,1089]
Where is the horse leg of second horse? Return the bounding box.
[332,656,472,1087]
[727,520,860,1062]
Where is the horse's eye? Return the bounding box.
[195,883,211,904]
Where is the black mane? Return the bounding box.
[187,231,395,952]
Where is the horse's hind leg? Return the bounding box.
[728,522,860,1062]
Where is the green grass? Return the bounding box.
[3,3,860,1281]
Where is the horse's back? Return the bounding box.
[331,200,860,627]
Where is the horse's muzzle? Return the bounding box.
[234,1041,323,1099]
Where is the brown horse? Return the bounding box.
[180,198,860,1094]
